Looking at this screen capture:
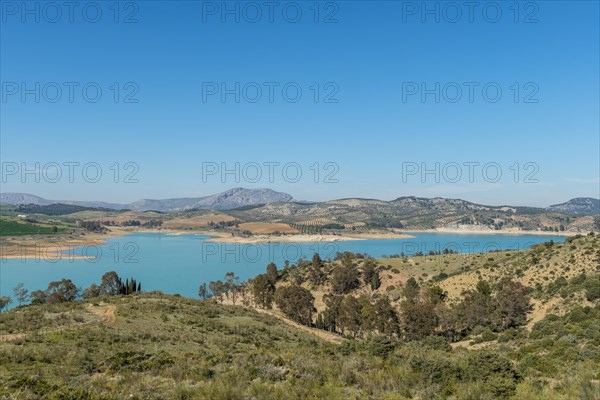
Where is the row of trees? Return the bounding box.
[199,255,532,343]
[79,220,108,232]
[0,272,142,309]
[207,220,238,229]
[314,276,531,341]
[317,294,398,337]
[200,272,245,305]
[201,265,316,325]
[83,273,142,299]
[89,219,164,228]
[285,253,381,294]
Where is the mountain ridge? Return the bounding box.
[0,188,293,212]
[1,190,598,214]
[547,197,599,215]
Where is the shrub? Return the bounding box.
[583,277,600,301]
[367,335,398,359]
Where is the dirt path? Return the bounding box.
[220,296,343,344]
[252,307,343,344]
[85,303,116,324]
[526,297,561,331]
[0,332,27,342]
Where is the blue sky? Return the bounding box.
[1,0,598,206]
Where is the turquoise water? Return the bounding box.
[0,232,565,306]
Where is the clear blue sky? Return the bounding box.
[1,1,598,206]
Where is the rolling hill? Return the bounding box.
[0,188,293,212]
[2,191,598,233]
[548,197,600,215]
[0,234,599,399]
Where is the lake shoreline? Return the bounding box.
[204,232,416,244]
[0,226,577,259]
[401,228,577,237]
[0,227,196,259]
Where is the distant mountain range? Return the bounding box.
[2,190,598,232]
[1,190,598,216]
[222,195,598,233]
[0,188,293,211]
[547,197,600,215]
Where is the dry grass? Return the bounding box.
[82,211,163,224]
[238,222,299,234]
[162,213,236,229]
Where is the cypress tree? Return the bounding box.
[116,277,123,295]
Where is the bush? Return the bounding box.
[583,277,600,301]
[498,328,521,343]
[103,351,151,372]
[518,353,558,376]
[367,335,398,359]
[480,328,498,343]
[409,352,461,387]
[463,351,521,398]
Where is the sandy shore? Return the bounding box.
[205,231,416,244]
[203,227,578,244]
[343,232,416,240]
[403,228,578,236]
[0,227,196,259]
[205,234,359,244]
[1,225,578,259]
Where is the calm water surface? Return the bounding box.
[0,232,565,305]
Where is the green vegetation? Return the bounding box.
[1,290,598,399]
[228,197,598,233]
[1,234,599,398]
[0,218,65,236]
[14,203,113,215]
[13,272,142,307]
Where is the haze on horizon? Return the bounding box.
[1,186,597,210]
[1,1,598,207]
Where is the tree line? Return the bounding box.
[0,271,142,310]
[81,219,163,229]
[199,253,532,343]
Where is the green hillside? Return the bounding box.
[1,289,599,399]
[1,235,599,399]
[0,219,65,236]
